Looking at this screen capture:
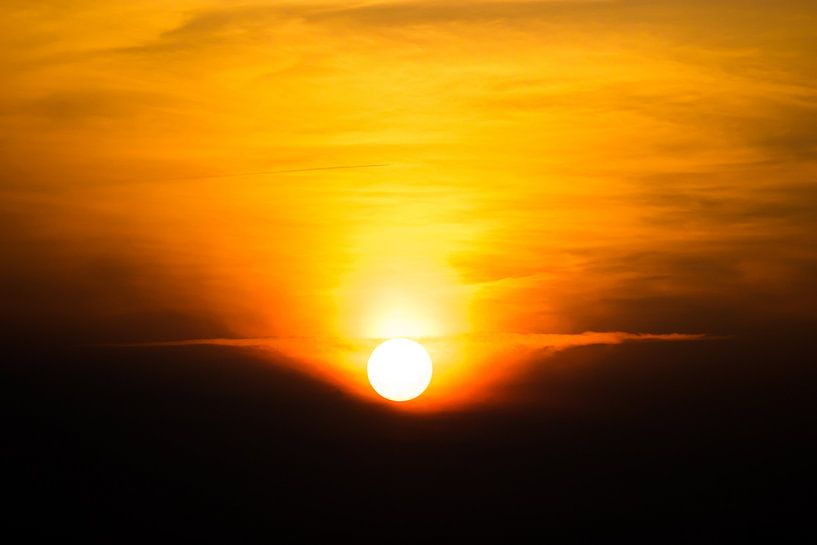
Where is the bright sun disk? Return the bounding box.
[367,338,432,402]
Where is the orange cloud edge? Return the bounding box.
[110,331,714,411]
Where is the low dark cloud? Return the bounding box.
[4,335,815,539]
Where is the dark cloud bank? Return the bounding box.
[3,333,815,542]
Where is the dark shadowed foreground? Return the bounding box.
[3,335,815,543]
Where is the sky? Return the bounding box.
[2,0,816,402]
[3,1,817,540]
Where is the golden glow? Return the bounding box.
[367,338,433,402]
[2,2,815,410]
[336,259,469,339]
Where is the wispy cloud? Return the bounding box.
[110,330,710,349]
[2,0,815,353]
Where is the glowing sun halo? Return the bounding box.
[367,338,433,402]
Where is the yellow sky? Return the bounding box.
[2,1,816,405]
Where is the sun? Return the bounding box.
[367,338,433,402]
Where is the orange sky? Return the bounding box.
[2,1,816,406]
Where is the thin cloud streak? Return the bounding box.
[103,331,713,409]
[109,331,710,349]
[145,163,392,184]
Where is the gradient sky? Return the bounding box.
[2,1,816,406]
